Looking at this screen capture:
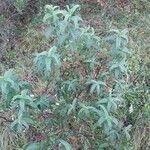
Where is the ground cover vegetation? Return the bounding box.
[0,0,149,150]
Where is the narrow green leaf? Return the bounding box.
[59,139,73,150]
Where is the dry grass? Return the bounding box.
[0,127,18,150]
[133,115,150,150]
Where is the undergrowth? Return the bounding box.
[0,1,149,150]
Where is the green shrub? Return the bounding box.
[0,4,133,150]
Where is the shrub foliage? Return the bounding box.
[0,4,137,150]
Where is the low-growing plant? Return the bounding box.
[0,4,134,150]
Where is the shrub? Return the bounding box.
[0,4,133,150]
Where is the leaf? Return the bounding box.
[25,143,40,150]
[67,5,80,16]
[19,100,25,113]
[71,15,82,28]
[48,46,57,56]
[109,29,120,34]
[35,51,48,58]
[98,81,106,86]
[90,84,97,94]
[44,27,55,38]
[64,13,71,22]
[23,117,35,125]
[43,13,52,23]
[121,29,128,42]
[97,116,106,126]
[116,36,121,48]
[36,96,50,110]
[86,80,106,95]
[107,117,112,128]
[55,10,67,16]
[96,84,100,95]
[111,116,118,125]
[10,119,19,129]
[45,57,52,73]
[98,142,109,148]
[67,98,77,115]
[20,119,29,129]
[20,81,32,91]
[34,46,60,79]
[110,63,119,71]
[124,125,132,140]
[122,47,131,54]
[99,105,109,118]
[78,103,90,117]
[59,139,73,150]
[52,53,61,67]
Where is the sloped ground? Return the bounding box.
[0,0,150,150]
